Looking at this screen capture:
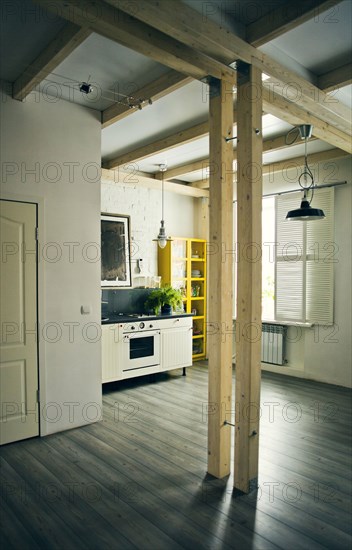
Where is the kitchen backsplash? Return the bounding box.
[102,288,153,316]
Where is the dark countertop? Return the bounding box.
[101,312,193,324]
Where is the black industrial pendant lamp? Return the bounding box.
[153,164,172,248]
[286,125,325,221]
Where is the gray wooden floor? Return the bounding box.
[1,363,351,549]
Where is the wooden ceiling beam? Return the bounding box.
[262,88,352,153]
[34,0,236,83]
[318,62,352,92]
[101,168,209,197]
[102,0,349,128]
[106,110,239,171]
[189,147,350,189]
[262,147,350,176]
[13,23,91,101]
[261,77,351,135]
[102,71,192,128]
[115,0,351,142]
[104,84,351,171]
[160,133,318,180]
[157,158,209,181]
[103,119,210,169]
[102,0,346,127]
[246,0,342,47]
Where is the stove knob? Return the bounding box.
[131,325,135,330]
[149,324,153,329]
[139,322,145,329]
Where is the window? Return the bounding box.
[262,197,275,320]
[234,187,335,324]
[275,188,334,324]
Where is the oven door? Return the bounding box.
[121,330,161,372]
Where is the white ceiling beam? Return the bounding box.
[114,0,351,146]
[101,168,209,197]
[34,0,236,83]
[102,71,192,128]
[13,23,91,101]
[318,62,352,92]
[246,0,342,47]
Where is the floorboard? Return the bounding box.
[1,364,351,549]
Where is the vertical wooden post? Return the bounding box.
[234,62,262,494]
[207,78,233,478]
[195,196,209,241]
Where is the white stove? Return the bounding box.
[118,319,161,372]
[120,319,160,334]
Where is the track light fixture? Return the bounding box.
[79,82,93,94]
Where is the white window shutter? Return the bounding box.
[306,188,334,324]
[275,193,305,322]
[275,188,334,324]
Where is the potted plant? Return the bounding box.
[144,284,183,315]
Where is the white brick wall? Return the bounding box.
[101,180,196,285]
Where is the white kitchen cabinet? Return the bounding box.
[159,317,193,371]
[102,315,193,383]
[102,324,121,383]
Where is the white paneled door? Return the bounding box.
[0,200,39,444]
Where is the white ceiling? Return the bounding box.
[1,0,351,181]
[40,32,171,112]
[268,0,352,75]
[102,79,209,162]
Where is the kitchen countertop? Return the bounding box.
[101,312,193,324]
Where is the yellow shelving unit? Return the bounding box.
[158,238,207,361]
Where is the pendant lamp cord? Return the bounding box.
[298,135,315,204]
[162,168,164,221]
[159,163,167,222]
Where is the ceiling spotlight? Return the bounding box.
[79,82,93,94]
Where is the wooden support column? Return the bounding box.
[234,62,263,494]
[207,78,234,478]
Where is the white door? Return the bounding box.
[0,200,39,444]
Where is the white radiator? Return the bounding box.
[261,323,286,365]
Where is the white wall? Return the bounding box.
[303,177,351,387]
[260,156,352,387]
[0,87,102,434]
[101,179,196,284]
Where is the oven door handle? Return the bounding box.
[123,330,160,342]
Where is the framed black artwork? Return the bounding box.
[101,214,131,287]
